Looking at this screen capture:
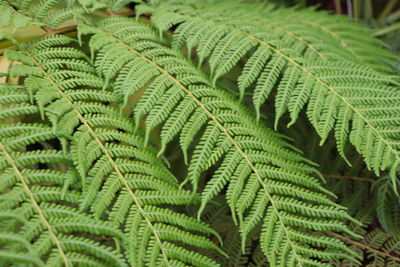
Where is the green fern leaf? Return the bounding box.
[3,0,107,29]
[365,229,400,266]
[79,17,361,266]
[5,35,223,267]
[146,1,400,188]
[0,83,127,267]
[372,175,400,236]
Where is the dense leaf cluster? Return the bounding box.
[0,0,399,266]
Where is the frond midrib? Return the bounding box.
[201,5,328,61]
[167,12,400,168]
[330,230,400,264]
[293,17,362,60]
[267,23,327,61]
[100,28,305,265]
[24,49,172,267]
[0,140,69,266]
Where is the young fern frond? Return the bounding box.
[144,0,400,187]
[4,35,223,267]
[79,17,361,266]
[0,83,128,267]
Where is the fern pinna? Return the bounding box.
[144,0,400,187]
[78,17,360,266]
[1,35,223,266]
[0,82,127,266]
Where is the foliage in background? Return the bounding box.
[0,0,399,266]
[273,0,400,59]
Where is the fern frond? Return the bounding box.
[79,17,361,266]
[4,35,223,267]
[327,190,400,267]
[183,0,397,73]
[372,175,400,236]
[0,83,128,267]
[106,0,144,12]
[3,0,107,29]
[200,198,257,267]
[145,1,400,187]
[365,229,400,266]
[0,1,33,34]
[325,179,375,267]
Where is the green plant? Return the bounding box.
[0,0,399,266]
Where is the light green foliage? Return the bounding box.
[144,0,400,188]
[1,35,222,266]
[0,0,399,266]
[0,2,34,33]
[77,17,361,266]
[5,0,108,28]
[0,83,127,266]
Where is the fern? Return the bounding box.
[0,83,128,266]
[0,1,33,33]
[1,1,400,266]
[372,175,400,236]
[143,0,400,187]
[330,194,400,267]
[178,0,397,73]
[2,34,223,266]
[0,0,111,29]
[364,228,400,266]
[328,179,375,267]
[199,198,262,267]
[77,17,361,266]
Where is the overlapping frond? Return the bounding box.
[328,188,400,267]
[327,179,375,267]
[143,0,400,187]
[3,0,107,29]
[4,34,222,267]
[365,229,400,266]
[372,175,400,236]
[1,1,399,266]
[200,198,259,267]
[177,0,397,73]
[328,179,400,267]
[0,1,33,33]
[78,17,360,266]
[0,83,128,267]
